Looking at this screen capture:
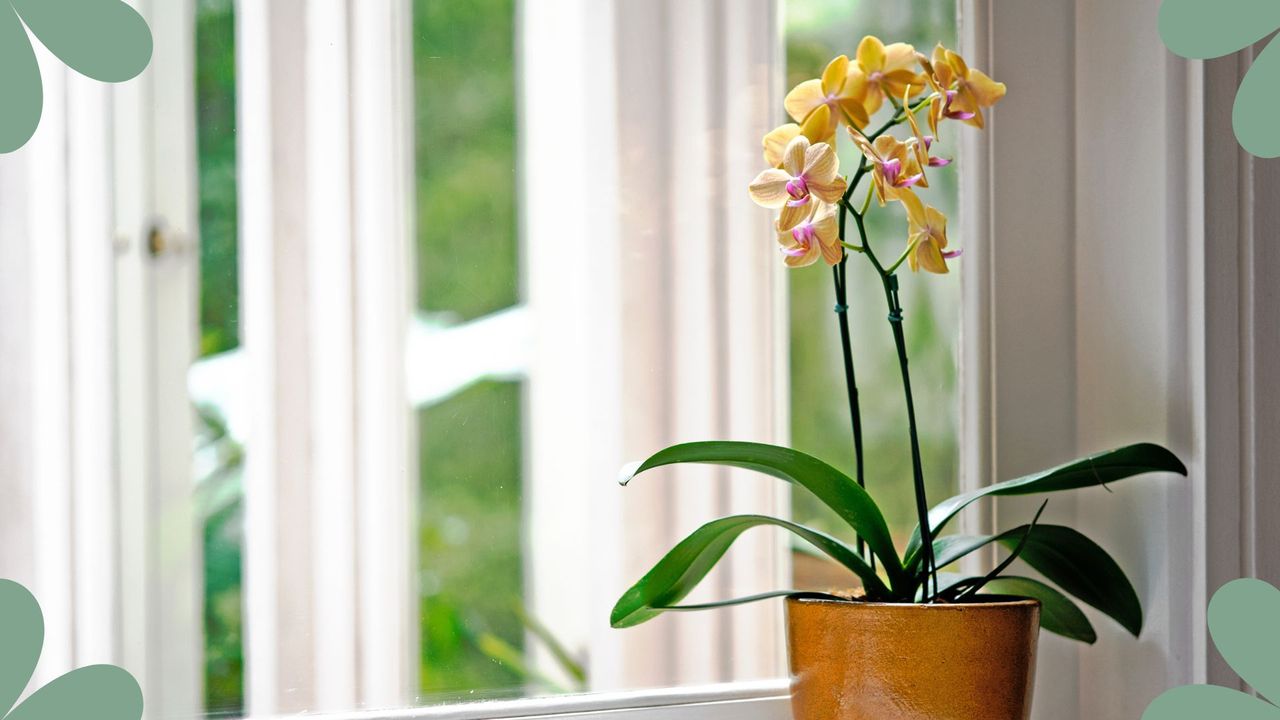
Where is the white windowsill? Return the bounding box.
[252,681,792,720]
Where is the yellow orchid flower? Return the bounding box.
[902,92,952,173]
[853,36,926,116]
[778,201,841,268]
[748,135,847,231]
[849,129,926,206]
[784,55,871,136]
[926,43,1006,133]
[762,104,832,168]
[897,189,959,274]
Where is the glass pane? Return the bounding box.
[785,0,961,584]
[411,0,535,701]
[194,0,245,715]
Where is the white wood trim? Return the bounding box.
[238,0,417,712]
[67,71,119,668]
[255,682,791,720]
[521,0,624,691]
[1196,42,1280,687]
[139,0,204,716]
[25,50,77,686]
[964,0,1220,717]
[350,0,417,707]
[306,0,360,711]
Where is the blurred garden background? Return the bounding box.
[192,0,957,714]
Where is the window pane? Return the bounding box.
[785,0,961,583]
[194,0,245,715]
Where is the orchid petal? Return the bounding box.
[799,103,834,144]
[748,169,792,208]
[821,55,850,95]
[803,141,839,182]
[965,68,1007,108]
[915,239,949,274]
[781,135,809,177]
[762,124,800,167]
[784,79,826,125]
[778,201,809,232]
[856,35,887,73]
[807,177,847,204]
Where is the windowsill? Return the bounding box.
[252,681,791,720]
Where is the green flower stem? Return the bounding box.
[830,258,868,564]
[830,101,940,591]
[848,201,939,598]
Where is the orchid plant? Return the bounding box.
[611,37,1187,644]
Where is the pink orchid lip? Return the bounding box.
[942,248,963,259]
[785,175,810,201]
[782,246,808,257]
[922,135,935,150]
[880,158,902,185]
[791,223,818,247]
[786,195,812,208]
[929,156,952,167]
[898,172,924,189]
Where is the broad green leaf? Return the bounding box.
[1207,578,1280,705]
[999,525,1142,637]
[905,443,1185,566]
[611,514,885,628]
[1143,684,1280,720]
[982,576,1096,644]
[919,524,1143,636]
[658,590,837,611]
[951,501,1047,601]
[623,442,904,588]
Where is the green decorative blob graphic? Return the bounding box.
[0,5,41,155]
[0,580,143,720]
[1233,38,1280,159]
[0,0,152,153]
[1143,579,1280,720]
[1159,0,1280,157]
[1158,0,1280,59]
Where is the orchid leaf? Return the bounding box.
[919,523,1142,636]
[982,576,1096,644]
[998,525,1142,636]
[905,443,1185,566]
[611,514,886,628]
[622,442,904,589]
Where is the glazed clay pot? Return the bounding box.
[786,595,1041,720]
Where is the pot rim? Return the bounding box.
[786,593,1041,610]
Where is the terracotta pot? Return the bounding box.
[786,595,1041,720]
